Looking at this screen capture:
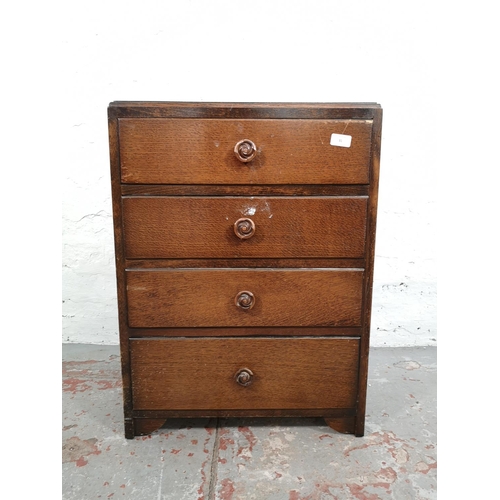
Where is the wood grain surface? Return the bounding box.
[124,258,364,269]
[118,119,372,184]
[127,326,362,338]
[120,184,369,197]
[109,101,380,120]
[122,196,367,259]
[126,268,364,328]
[129,337,360,410]
[108,102,382,438]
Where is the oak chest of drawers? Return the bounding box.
[108,101,382,439]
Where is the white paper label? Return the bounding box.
[330,133,352,148]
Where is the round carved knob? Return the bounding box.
[234,218,255,239]
[235,291,255,310]
[234,139,257,162]
[235,368,254,387]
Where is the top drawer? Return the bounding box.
[118,118,373,185]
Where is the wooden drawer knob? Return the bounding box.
[234,139,257,162]
[235,368,254,387]
[235,291,255,310]
[234,218,256,239]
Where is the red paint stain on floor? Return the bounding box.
[63,368,90,377]
[197,449,211,499]
[202,434,213,454]
[219,436,235,451]
[289,469,398,500]
[62,360,121,393]
[219,478,235,500]
[63,378,92,393]
[236,426,258,459]
[373,466,398,488]
[218,427,234,451]
[238,426,257,452]
[97,380,121,390]
[64,360,100,365]
[344,431,408,458]
[415,460,437,474]
[62,360,100,371]
[318,434,332,440]
[197,477,205,499]
[347,484,380,500]
[62,437,101,466]
[75,457,88,467]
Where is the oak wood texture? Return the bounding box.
[127,327,362,338]
[126,269,364,328]
[355,105,383,437]
[325,416,356,434]
[129,338,359,410]
[133,418,166,437]
[131,408,356,419]
[108,101,382,439]
[108,101,379,120]
[122,196,368,259]
[118,118,372,185]
[124,258,364,269]
[121,184,369,197]
[108,118,134,430]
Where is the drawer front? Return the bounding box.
[130,338,359,410]
[122,196,367,259]
[126,269,364,327]
[119,118,372,185]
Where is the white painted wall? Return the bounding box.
[61,0,439,346]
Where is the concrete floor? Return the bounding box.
[62,344,436,500]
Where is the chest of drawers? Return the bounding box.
[108,102,382,439]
